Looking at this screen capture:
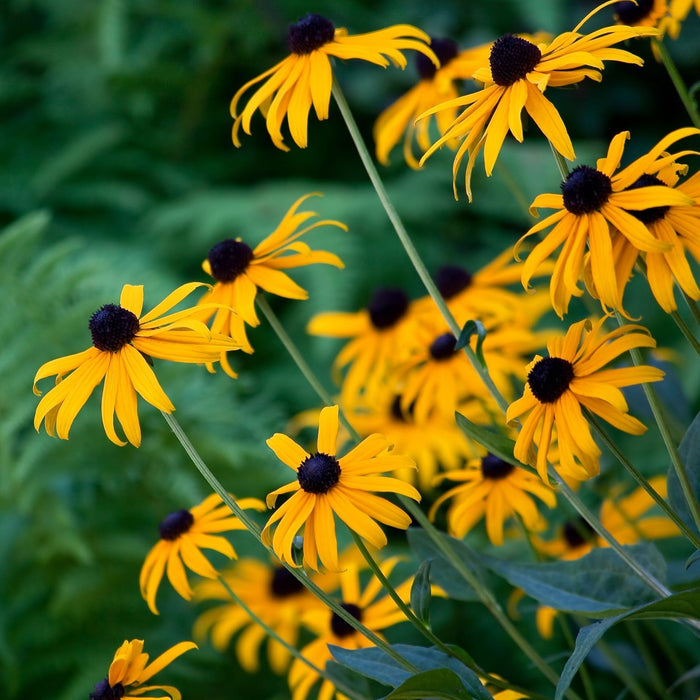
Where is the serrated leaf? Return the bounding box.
[410,560,432,626]
[667,410,700,536]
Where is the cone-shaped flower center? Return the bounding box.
[561,165,613,215]
[208,239,254,283]
[159,509,194,541]
[480,454,515,480]
[626,173,670,224]
[615,0,654,23]
[416,37,458,80]
[89,304,140,353]
[429,332,457,361]
[90,679,125,700]
[367,288,409,330]
[489,35,542,87]
[528,356,574,403]
[435,265,472,299]
[297,452,341,494]
[331,602,363,638]
[270,565,306,598]
[563,517,596,548]
[287,13,335,54]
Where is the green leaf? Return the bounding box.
[383,669,480,700]
[667,410,700,536]
[479,544,666,615]
[410,560,432,626]
[686,550,700,570]
[456,320,487,369]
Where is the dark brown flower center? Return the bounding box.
[563,517,596,548]
[480,454,515,480]
[416,37,459,80]
[626,173,670,224]
[159,509,194,541]
[561,165,613,215]
[90,679,125,700]
[367,287,409,330]
[528,357,574,403]
[208,239,254,283]
[297,452,341,494]
[489,35,542,87]
[270,565,306,598]
[287,13,335,54]
[331,602,363,638]
[89,304,140,352]
[429,332,457,361]
[435,265,472,299]
[615,0,655,23]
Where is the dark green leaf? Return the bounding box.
[383,669,479,700]
[686,550,700,570]
[667,410,700,536]
[410,560,432,626]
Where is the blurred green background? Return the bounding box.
[2,0,699,697]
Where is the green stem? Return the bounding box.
[653,38,700,129]
[558,617,597,700]
[670,307,700,357]
[595,638,654,700]
[682,289,700,329]
[331,80,509,414]
[624,622,667,697]
[548,140,571,180]
[585,409,700,550]
[160,410,417,672]
[613,310,700,535]
[216,575,369,700]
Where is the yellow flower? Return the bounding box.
[615,0,670,27]
[33,283,239,447]
[262,405,420,570]
[517,128,697,317]
[89,639,196,700]
[288,556,412,700]
[196,193,346,377]
[231,14,437,150]
[193,558,324,674]
[374,38,491,168]
[506,317,665,483]
[140,493,264,614]
[419,5,658,200]
[430,454,556,546]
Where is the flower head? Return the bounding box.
[430,454,556,545]
[262,405,420,570]
[518,128,697,317]
[419,6,658,199]
[140,493,264,614]
[231,14,437,150]
[196,193,345,376]
[90,639,196,700]
[506,317,665,483]
[33,283,240,447]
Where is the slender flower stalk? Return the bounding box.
[652,38,700,128]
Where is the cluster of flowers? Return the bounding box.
[30,0,700,697]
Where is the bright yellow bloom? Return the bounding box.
[615,0,670,28]
[507,317,665,483]
[231,14,437,150]
[374,38,491,168]
[140,493,264,614]
[518,128,697,317]
[262,405,420,570]
[419,5,657,199]
[431,454,556,546]
[196,193,345,377]
[33,283,240,447]
[89,639,196,700]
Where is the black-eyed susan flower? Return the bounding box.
[89,638,196,700]
[33,283,240,447]
[506,317,665,483]
[262,405,420,571]
[307,287,419,403]
[196,193,345,376]
[231,14,437,150]
[518,128,697,317]
[374,38,491,169]
[288,556,412,700]
[140,493,264,614]
[430,454,556,546]
[419,6,658,200]
[193,558,323,674]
